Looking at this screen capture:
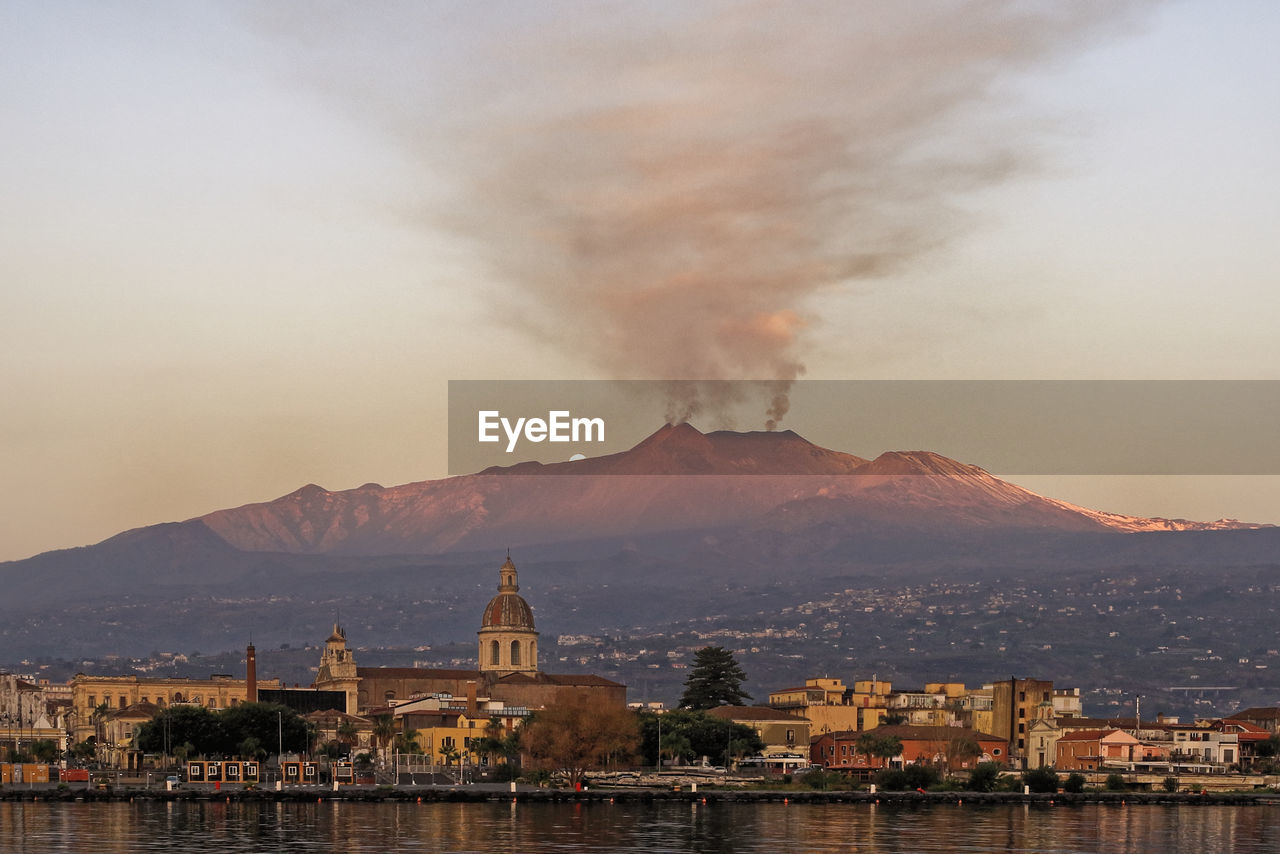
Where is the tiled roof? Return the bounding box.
[870,725,1005,742]
[356,667,481,680]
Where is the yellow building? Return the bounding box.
[769,677,891,734]
[707,706,810,756]
[390,690,529,769]
[69,672,280,745]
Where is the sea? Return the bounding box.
[2,800,1279,853]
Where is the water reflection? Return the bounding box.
[1,800,1277,853]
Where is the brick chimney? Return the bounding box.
[246,643,258,703]
[466,680,479,719]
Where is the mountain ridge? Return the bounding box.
[187,424,1267,556]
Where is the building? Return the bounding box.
[769,678,875,734]
[706,706,810,756]
[1026,718,1061,769]
[68,672,281,746]
[810,725,1006,773]
[1230,707,1280,734]
[1055,729,1145,772]
[1,674,71,759]
[316,556,625,715]
[990,677,1055,767]
[768,676,894,735]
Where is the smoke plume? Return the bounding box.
[263,1,1149,428]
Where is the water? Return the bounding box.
[2,800,1278,853]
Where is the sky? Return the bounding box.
[2,1,1279,562]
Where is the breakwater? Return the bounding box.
[3,786,1277,807]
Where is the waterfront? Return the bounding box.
[3,799,1279,853]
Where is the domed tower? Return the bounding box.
[477,555,539,674]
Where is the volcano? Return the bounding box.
[1,424,1269,616]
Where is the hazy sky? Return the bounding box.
[3,1,1279,562]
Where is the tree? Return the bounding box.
[133,705,222,757]
[336,722,358,751]
[30,739,61,764]
[875,764,939,791]
[679,647,751,710]
[393,729,421,756]
[472,717,514,772]
[967,761,1002,792]
[1023,766,1059,793]
[934,731,983,777]
[218,703,308,757]
[635,709,763,767]
[134,702,308,759]
[856,732,902,767]
[519,691,639,787]
[371,714,397,763]
[70,740,97,763]
[1064,772,1087,793]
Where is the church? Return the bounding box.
[313,555,626,714]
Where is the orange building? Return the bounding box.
[811,725,1006,772]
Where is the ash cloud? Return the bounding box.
[262,1,1150,428]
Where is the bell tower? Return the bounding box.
[315,624,360,714]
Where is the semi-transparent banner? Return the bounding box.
[447,380,1280,475]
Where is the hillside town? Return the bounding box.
[3,557,1279,792]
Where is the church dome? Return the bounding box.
[481,556,536,630]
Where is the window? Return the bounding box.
[511,640,521,666]
[119,696,127,709]
[490,640,500,666]
[88,695,96,708]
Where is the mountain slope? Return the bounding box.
[195,425,1267,556]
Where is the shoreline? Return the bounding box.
[3,787,1278,807]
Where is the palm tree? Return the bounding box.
[336,721,358,757]
[393,729,420,756]
[440,744,460,774]
[372,715,396,764]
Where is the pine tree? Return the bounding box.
[679,646,751,710]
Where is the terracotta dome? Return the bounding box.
[480,555,536,629]
[481,592,536,629]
